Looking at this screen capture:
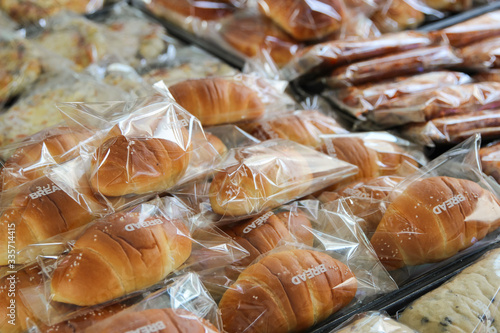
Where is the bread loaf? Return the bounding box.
[50,211,191,306]
[423,0,471,11]
[398,247,500,332]
[146,0,236,21]
[209,143,312,216]
[0,176,100,265]
[168,77,265,126]
[460,36,500,69]
[219,249,357,333]
[244,110,349,148]
[84,308,219,333]
[371,176,500,270]
[90,134,191,196]
[480,141,500,184]
[258,0,345,41]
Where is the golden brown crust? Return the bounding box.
[51,212,192,306]
[146,0,236,21]
[372,0,425,33]
[370,176,500,270]
[480,142,500,184]
[90,134,191,196]
[169,78,265,126]
[460,36,500,69]
[219,249,357,333]
[258,0,345,41]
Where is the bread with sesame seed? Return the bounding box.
[370,176,500,270]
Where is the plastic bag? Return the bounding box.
[217,200,397,333]
[241,109,349,149]
[317,132,424,190]
[323,45,462,88]
[474,69,500,82]
[397,246,500,332]
[256,0,347,41]
[371,0,434,33]
[369,135,500,283]
[0,70,129,148]
[0,0,103,26]
[401,110,500,146]
[154,74,293,126]
[281,31,433,81]
[181,139,358,220]
[459,36,500,70]
[325,71,472,120]
[480,140,500,185]
[0,126,92,190]
[332,311,416,332]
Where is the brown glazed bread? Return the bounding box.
[244,110,349,148]
[372,0,425,33]
[219,249,357,333]
[90,134,191,196]
[480,142,500,184]
[0,176,100,265]
[257,0,345,41]
[221,14,302,67]
[50,212,191,306]
[209,145,312,216]
[424,0,471,11]
[169,77,265,126]
[1,127,92,190]
[370,176,500,270]
[84,308,219,333]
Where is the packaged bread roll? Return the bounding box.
[480,141,500,184]
[371,0,425,33]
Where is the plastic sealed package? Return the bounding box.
[325,71,472,120]
[474,68,500,82]
[397,246,500,332]
[332,311,416,332]
[323,45,463,88]
[154,74,293,126]
[369,135,500,283]
[281,31,433,81]
[480,140,500,184]
[0,70,129,148]
[0,0,104,26]
[370,0,431,33]
[459,36,500,70]
[241,109,350,149]
[217,199,397,333]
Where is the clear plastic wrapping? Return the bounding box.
[370,0,432,33]
[332,311,416,332]
[155,74,293,126]
[323,45,463,88]
[459,36,500,70]
[241,109,349,149]
[369,135,500,282]
[397,246,500,332]
[281,31,433,80]
[325,71,472,119]
[474,69,500,82]
[480,140,500,185]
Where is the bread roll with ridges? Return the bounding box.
[84,308,219,333]
[370,176,500,270]
[480,142,500,184]
[258,0,345,41]
[209,146,312,216]
[90,134,191,196]
[205,132,228,157]
[50,212,191,306]
[169,78,265,126]
[0,176,99,265]
[219,249,357,333]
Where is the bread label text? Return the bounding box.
[291,264,327,285]
[125,218,164,231]
[29,184,61,200]
[432,194,466,214]
[243,211,274,234]
[125,320,166,333]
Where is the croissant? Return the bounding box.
[480,142,500,184]
[209,143,312,216]
[1,126,92,190]
[0,176,100,265]
[168,78,265,126]
[84,308,219,333]
[50,211,192,306]
[219,249,357,333]
[90,134,191,196]
[244,110,349,148]
[257,0,345,41]
[370,176,500,270]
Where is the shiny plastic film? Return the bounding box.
[397,246,500,333]
[459,36,500,70]
[369,135,500,283]
[370,0,437,33]
[331,311,417,332]
[154,74,293,126]
[480,140,500,185]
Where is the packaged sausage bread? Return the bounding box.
[480,140,500,185]
[398,246,500,332]
[369,135,500,282]
[332,311,416,332]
